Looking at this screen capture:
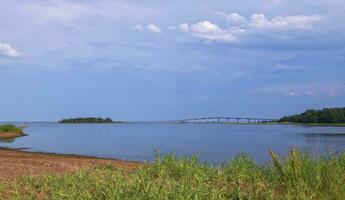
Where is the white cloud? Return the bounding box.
[0,42,19,57]
[134,24,163,33]
[146,24,162,33]
[250,14,269,28]
[253,82,345,97]
[179,21,240,42]
[225,13,246,24]
[215,11,321,30]
[191,21,221,33]
[179,23,189,32]
[250,14,321,30]
[179,13,322,43]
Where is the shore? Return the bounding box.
[0,148,141,180]
[0,132,26,140]
[278,122,345,127]
[1,149,345,199]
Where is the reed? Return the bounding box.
[2,149,345,200]
[0,124,23,133]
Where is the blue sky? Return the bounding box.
[0,0,344,121]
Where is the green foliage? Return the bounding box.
[0,124,23,133]
[4,150,345,199]
[58,117,119,124]
[279,107,345,124]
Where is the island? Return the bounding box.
[0,124,25,139]
[279,107,345,125]
[58,117,122,124]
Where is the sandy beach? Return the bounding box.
[0,148,141,180]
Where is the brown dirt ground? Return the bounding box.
[0,148,142,180]
[0,132,24,139]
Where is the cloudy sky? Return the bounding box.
[0,0,345,121]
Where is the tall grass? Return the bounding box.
[3,149,345,199]
[0,124,23,133]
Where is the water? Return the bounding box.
[1,123,345,163]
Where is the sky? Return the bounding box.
[0,0,345,121]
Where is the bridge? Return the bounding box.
[157,117,279,124]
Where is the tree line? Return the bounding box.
[279,107,345,124]
[59,117,118,124]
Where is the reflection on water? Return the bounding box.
[287,132,345,156]
[0,138,16,143]
[0,133,28,143]
[1,123,345,163]
[302,133,345,137]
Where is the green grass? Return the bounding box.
[0,124,23,133]
[3,149,345,199]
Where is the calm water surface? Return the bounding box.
[1,123,345,163]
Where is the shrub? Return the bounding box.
[0,124,23,133]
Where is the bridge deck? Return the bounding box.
[158,117,278,124]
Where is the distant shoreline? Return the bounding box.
[58,117,123,124]
[3,121,345,127]
[277,122,345,127]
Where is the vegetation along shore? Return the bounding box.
[1,148,345,199]
[59,117,123,124]
[278,122,345,127]
[279,107,345,124]
[0,124,25,139]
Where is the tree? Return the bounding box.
[279,107,345,124]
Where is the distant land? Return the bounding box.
[57,108,345,125]
[59,117,122,124]
[279,107,345,124]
